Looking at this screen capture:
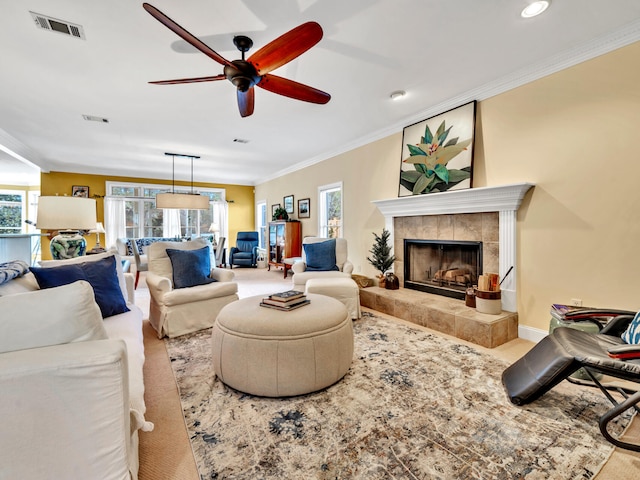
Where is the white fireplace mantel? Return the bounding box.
[372,182,534,218]
[372,182,534,312]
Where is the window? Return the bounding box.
[106,181,226,241]
[318,181,342,238]
[256,200,267,249]
[0,191,26,234]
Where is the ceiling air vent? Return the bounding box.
[30,12,86,40]
[82,115,109,123]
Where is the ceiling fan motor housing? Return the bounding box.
[224,60,261,92]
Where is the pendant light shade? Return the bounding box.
[156,152,210,210]
[156,192,210,209]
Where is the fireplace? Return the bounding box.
[373,182,534,312]
[404,239,482,300]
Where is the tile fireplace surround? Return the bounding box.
[369,183,534,348]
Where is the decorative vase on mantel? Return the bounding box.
[377,274,386,288]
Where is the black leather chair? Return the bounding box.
[229,231,259,268]
[502,309,640,451]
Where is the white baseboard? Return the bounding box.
[518,325,547,343]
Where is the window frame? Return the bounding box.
[317,181,343,238]
[106,181,225,238]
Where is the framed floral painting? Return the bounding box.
[398,100,476,197]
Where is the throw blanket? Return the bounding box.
[0,260,30,285]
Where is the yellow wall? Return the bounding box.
[256,41,640,332]
[40,171,255,259]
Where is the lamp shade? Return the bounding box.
[156,192,210,210]
[36,196,97,231]
[90,222,106,234]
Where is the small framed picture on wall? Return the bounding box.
[298,198,310,218]
[283,195,294,214]
[72,185,89,198]
[272,203,281,217]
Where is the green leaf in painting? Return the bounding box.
[444,137,459,147]
[401,170,423,182]
[413,173,433,194]
[414,163,428,175]
[434,164,449,183]
[423,125,433,144]
[437,125,453,145]
[446,169,471,183]
[435,121,446,139]
[407,144,426,156]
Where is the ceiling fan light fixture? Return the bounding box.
[390,90,406,101]
[521,1,551,18]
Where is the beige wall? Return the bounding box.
[256,40,640,332]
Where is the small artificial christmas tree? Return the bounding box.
[367,228,395,286]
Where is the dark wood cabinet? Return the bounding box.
[268,221,302,272]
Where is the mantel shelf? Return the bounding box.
[372,182,534,217]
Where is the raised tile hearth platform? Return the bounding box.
[359,287,518,348]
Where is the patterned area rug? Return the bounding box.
[165,312,630,479]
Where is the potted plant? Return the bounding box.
[367,228,395,287]
[272,206,289,221]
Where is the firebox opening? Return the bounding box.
[404,239,482,300]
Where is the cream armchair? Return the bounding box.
[146,238,239,338]
[291,237,354,289]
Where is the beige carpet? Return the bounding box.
[136,267,640,479]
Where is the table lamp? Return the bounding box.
[36,196,97,260]
[88,222,107,254]
[209,223,220,246]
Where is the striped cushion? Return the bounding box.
[621,311,640,344]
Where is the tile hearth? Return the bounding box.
[359,286,518,348]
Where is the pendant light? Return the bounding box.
[156,152,210,210]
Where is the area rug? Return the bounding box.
[165,312,631,479]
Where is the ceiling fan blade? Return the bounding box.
[248,22,323,75]
[237,88,255,117]
[143,3,231,67]
[257,74,330,104]
[149,74,226,85]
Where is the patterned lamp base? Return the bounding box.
[50,230,87,260]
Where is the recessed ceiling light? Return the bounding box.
[390,90,406,101]
[521,1,551,18]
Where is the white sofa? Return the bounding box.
[0,251,151,480]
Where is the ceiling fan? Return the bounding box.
[143,3,331,117]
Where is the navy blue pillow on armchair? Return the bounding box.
[304,239,339,272]
[166,246,217,289]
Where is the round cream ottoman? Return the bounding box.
[211,293,353,397]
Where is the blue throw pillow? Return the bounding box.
[166,246,217,289]
[30,255,130,318]
[621,311,640,344]
[304,239,339,272]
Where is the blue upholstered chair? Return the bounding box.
[229,232,259,268]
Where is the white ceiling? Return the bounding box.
[2,0,640,187]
